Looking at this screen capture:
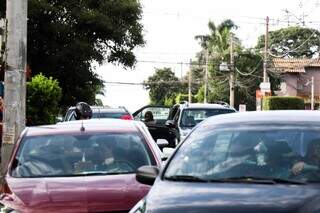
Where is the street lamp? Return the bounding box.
[305,76,315,110]
[219,60,235,108]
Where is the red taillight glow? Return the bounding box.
[120,114,133,120]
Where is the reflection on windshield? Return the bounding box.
[180,109,234,127]
[165,124,320,183]
[91,112,125,119]
[12,133,155,178]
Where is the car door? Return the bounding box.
[165,105,181,146]
[133,105,175,146]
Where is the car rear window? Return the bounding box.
[11,132,156,178]
[180,108,235,127]
[91,112,127,119]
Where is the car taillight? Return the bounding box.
[120,114,133,120]
[0,180,12,194]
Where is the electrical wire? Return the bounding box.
[104,80,201,86]
[235,67,263,79]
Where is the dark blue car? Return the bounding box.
[131,111,320,213]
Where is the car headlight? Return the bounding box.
[129,198,146,213]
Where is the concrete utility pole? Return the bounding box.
[2,0,28,172]
[204,50,209,103]
[263,16,269,83]
[311,76,314,110]
[180,62,183,80]
[188,59,192,103]
[229,34,235,108]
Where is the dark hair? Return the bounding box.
[267,140,294,160]
[144,111,154,122]
[75,102,92,120]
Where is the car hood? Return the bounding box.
[3,174,150,213]
[145,180,320,213]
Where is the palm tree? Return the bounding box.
[194,20,240,103]
[195,19,239,59]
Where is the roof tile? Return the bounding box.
[272,58,320,73]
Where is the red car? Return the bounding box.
[0,119,163,213]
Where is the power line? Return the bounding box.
[144,10,320,26]
[137,60,191,65]
[104,80,201,86]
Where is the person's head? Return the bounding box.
[306,139,320,160]
[144,111,154,122]
[266,140,295,165]
[75,102,92,120]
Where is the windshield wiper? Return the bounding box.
[210,176,306,185]
[164,175,208,182]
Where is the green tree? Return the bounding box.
[0,0,144,108]
[144,68,183,105]
[256,26,320,58]
[27,74,62,125]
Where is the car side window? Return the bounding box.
[168,105,179,120]
[134,111,143,121]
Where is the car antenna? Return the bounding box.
[80,121,85,132]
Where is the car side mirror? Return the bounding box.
[156,139,169,148]
[165,120,175,128]
[162,147,175,161]
[136,166,159,185]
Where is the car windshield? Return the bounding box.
[180,109,235,127]
[12,133,155,178]
[165,123,320,183]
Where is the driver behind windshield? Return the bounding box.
[261,140,297,179]
[93,138,135,173]
[292,139,320,178]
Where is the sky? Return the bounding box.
[96,0,320,113]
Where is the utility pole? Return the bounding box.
[263,16,269,83]
[311,76,314,110]
[180,62,183,80]
[2,0,27,173]
[188,59,192,103]
[229,34,235,108]
[204,50,208,103]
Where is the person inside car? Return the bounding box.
[261,140,297,179]
[94,140,134,173]
[144,111,156,125]
[292,139,320,176]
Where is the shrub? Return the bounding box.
[263,96,305,110]
[27,74,62,125]
[175,93,196,104]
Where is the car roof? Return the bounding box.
[202,110,320,126]
[67,106,126,110]
[25,119,142,137]
[180,103,234,110]
[66,106,129,114]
